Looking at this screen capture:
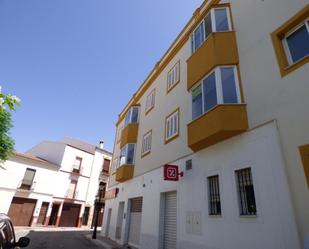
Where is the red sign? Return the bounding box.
[104,188,119,200]
[164,164,183,181]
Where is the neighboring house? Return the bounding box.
[0,137,112,228]
[102,1,309,249]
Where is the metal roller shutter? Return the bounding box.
[164,191,177,249]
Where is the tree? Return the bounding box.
[0,86,20,166]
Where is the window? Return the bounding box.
[167,61,180,93]
[117,125,123,143]
[67,180,77,199]
[165,108,179,143]
[102,159,110,174]
[120,144,136,166]
[191,7,232,53]
[124,106,139,127]
[283,21,309,65]
[207,175,221,215]
[20,168,36,190]
[112,158,119,173]
[271,6,309,76]
[142,131,152,156]
[72,157,82,173]
[145,89,155,114]
[235,168,257,216]
[191,66,241,120]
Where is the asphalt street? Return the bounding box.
[15,229,103,249]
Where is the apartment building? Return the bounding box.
[0,137,112,228]
[102,1,309,249]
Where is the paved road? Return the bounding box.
[15,229,102,249]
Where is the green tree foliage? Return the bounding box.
[0,109,14,164]
[0,86,20,167]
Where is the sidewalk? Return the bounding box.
[85,234,129,249]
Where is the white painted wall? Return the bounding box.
[0,155,58,214]
[104,123,300,249]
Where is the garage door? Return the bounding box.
[128,197,143,248]
[7,197,37,226]
[59,203,81,227]
[163,191,177,249]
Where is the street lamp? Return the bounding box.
[92,181,105,239]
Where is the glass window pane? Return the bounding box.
[221,67,238,103]
[124,111,131,126]
[194,22,205,51]
[286,25,309,63]
[204,13,212,38]
[127,144,135,165]
[120,146,127,165]
[215,8,229,31]
[192,85,203,119]
[203,72,217,112]
[131,107,139,123]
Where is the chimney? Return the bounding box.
[99,140,104,149]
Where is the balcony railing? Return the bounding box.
[18,180,36,191]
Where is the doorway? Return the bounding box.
[48,203,60,226]
[115,202,125,239]
[105,208,112,237]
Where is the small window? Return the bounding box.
[145,89,155,114]
[283,22,309,65]
[72,157,82,173]
[142,131,152,156]
[20,168,36,190]
[207,175,221,216]
[112,158,119,173]
[167,61,180,93]
[102,159,110,173]
[67,180,77,199]
[271,6,309,76]
[191,6,232,53]
[235,168,257,216]
[124,106,140,127]
[165,109,179,143]
[120,144,136,166]
[117,125,123,143]
[191,66,241,120]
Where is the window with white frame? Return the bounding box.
[165,109,179,142]
[142,131,152,156]
[282,20,309,65]
[191,66,241,120]
[191,7,232,53]
[167,61,180,92]
[124,106,139,127]
[145,89,155,113]
[120,144,136,166]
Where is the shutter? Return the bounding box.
[164,191,177,249]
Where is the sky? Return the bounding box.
[0,0,203,153]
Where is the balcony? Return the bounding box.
[187,31,239,90]
[120,123,139,148]
[18,180,36,191]
[116,165,134,182]
[187,104,248,152]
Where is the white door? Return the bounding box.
[163,191,177,249]
[116,202,125,239]
[105,208,112,237]
[128,197,143,248]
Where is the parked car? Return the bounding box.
[0,214,30,249]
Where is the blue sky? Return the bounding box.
[0,0,203,153]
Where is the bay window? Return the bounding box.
[120,144,136,166]
[124,106,139,127]
[191,66,241,120]
[191,7,232,53]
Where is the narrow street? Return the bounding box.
[15,228,103,249]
